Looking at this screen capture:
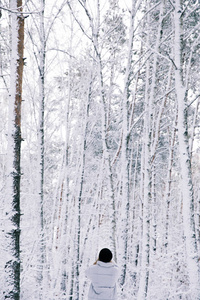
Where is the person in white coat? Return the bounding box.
[85,248,120,300]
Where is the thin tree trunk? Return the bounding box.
[38,0,46,297]
[174,0,200,297]
[164,112,177,251]
[189,97,200,158]
[137,77,150,299]
[137,7,151,295]
[74,69,93,300]
[119,1,136,288]
[5,0,24,298]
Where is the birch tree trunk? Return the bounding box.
[74,73,92,300]
[5,0,24,298]
[38,0,46,296]
[137,62,150,300]
[119,0,136,288]
[147,0,164,256]
[164,112,177,251]
[174,0,200,297]
[137,3,152,296]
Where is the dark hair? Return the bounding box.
[99,248,113,263]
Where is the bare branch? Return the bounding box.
[0,5,41,14]
[186,94,200,109]
[67,1,92,41]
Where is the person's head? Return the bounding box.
[98,248,113,263]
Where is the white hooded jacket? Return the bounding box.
[85,261,119,300]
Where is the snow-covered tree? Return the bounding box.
[4,0,24,298]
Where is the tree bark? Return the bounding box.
[38,1,46,297]
[5,0,24,298]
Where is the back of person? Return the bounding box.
[85,248,119,300]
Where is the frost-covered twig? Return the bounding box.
[0,5,41,14]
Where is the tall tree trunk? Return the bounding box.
[174,0,200,297]
[148,0,164,256]
[164,112,177,252]
[5,0,24,298]
[119,0,136,288]
[137,4,152,295]
[38,0,46,297]
[74,69,93,300]
[137,68,151,300]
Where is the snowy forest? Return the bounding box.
[0,0,200,299]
